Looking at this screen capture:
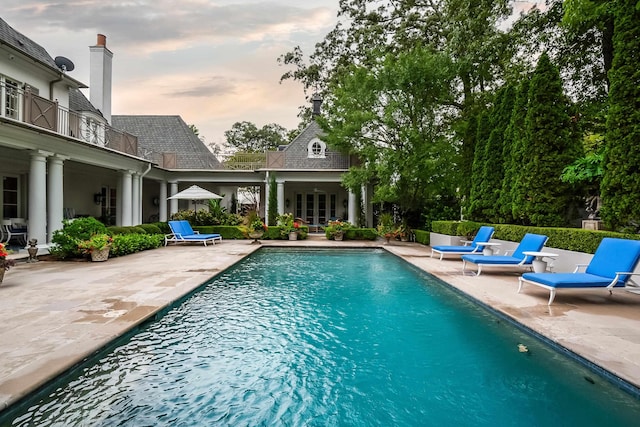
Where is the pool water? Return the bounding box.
[4,249,640,426]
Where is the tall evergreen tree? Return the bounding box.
[514,53,583,226]
[480,84,516,222]
[459,113,478,213]
[500,79,530,223]
[467,111,491,221]
[600,0,640,230]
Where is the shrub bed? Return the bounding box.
[430,220,640,254]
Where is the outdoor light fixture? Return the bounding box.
[94,192,103,205]
[286,199,290,208]
[343,199,348,209]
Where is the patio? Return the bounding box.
[1,237,640,412]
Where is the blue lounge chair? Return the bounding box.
[430,226,495,260]
[461,233,548,276]
[518,238,640,305]
[165,220,222,246]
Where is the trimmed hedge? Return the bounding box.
[431,220,640,254]
[414,230,430,245]
[107,225,147,235]
[111,234,164,257]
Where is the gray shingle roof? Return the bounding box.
[111,115,221,169]
[0,17,59,71]
[69,88,103,117]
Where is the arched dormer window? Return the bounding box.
[307,138,326,159]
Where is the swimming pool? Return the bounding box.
[3,248,640,426]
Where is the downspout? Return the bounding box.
[49,72,64,101]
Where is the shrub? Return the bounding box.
[138,224,163,234]
[110,234,164,257]
[50,218,108,259]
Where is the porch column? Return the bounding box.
[47,155,66,243]
[348,190,357,226]
[132,173,140,225]
[28,151,50,246]
[159,181,168,222]
[264,172,270,223]
[277,180,285,215]
[169,181,178,216]
[120,170,133,226]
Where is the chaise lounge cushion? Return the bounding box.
[520,272,620,288]
[432,226,494,254]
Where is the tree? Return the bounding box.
[267,173,277,226]
[478,84,515,222]
[500,78,530,223]
[467,110,491,221]
[224,121,289,153]
[512,53,583,226]
[600,0,640,231]
[320,46,458,223]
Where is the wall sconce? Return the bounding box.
[343,199,348,209]
[285,198,290,208]
[94,192,103,205]
[152,197,160,206]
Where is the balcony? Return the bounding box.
[0,82,142,159]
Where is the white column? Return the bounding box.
[159,181,168,222]
[169,181,178,216]
[277,180,285,214]
[348,190,357,226]
[120,171,133,226]
[47,155,65,243]
[28,151,49,246]
[132,173,140,225]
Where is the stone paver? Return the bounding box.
[1,237,640,413]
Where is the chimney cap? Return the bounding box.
[312,93,322,117]
[96,34,107,47]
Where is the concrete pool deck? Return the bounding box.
[1,237,640,412]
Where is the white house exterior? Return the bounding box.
[0,18,369,250]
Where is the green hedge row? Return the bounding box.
[111,234,164,257]
[431,220,640,254]
[414,230,430,245]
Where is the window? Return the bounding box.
[307,138,326,159]
[2,176,19,218]
[2,77,21,120]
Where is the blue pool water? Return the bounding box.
[4,249,640,426]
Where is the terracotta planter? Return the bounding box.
[90,247,110,262]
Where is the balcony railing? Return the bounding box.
[0,82,167,162]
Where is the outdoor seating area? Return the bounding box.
[0,219,27,246]
[164,220,222,246]
[431,226,494,260]
[461,233,548,276]
[518,237,640,305]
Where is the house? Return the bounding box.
[0,17,369,250]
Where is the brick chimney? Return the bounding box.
[89,34,113,123]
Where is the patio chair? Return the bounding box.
[461,233,548,276]
[1,219,27,245]
[165,220,222,246]
[430,226,495,260]
[518,237,640,305]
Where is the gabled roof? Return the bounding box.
[0,17,87,88]
[111,115,221,169]
[0,17,57,69]
[69,88,103,117]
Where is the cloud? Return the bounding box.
[4,1,335,54]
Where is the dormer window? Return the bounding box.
[308,138,326,159]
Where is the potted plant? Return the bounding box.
[376,213,396,244]
[0,243,17,284]
[327,219,350,241]
[78,234,113,262]
[277,213,299,240]
[246,211,267,244]
[396,222,411,242]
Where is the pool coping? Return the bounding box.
[1,238,640,415]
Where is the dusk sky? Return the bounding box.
[3,1,339,149]
[3,1,541,151]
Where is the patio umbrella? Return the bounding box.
[168,185,222,210]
